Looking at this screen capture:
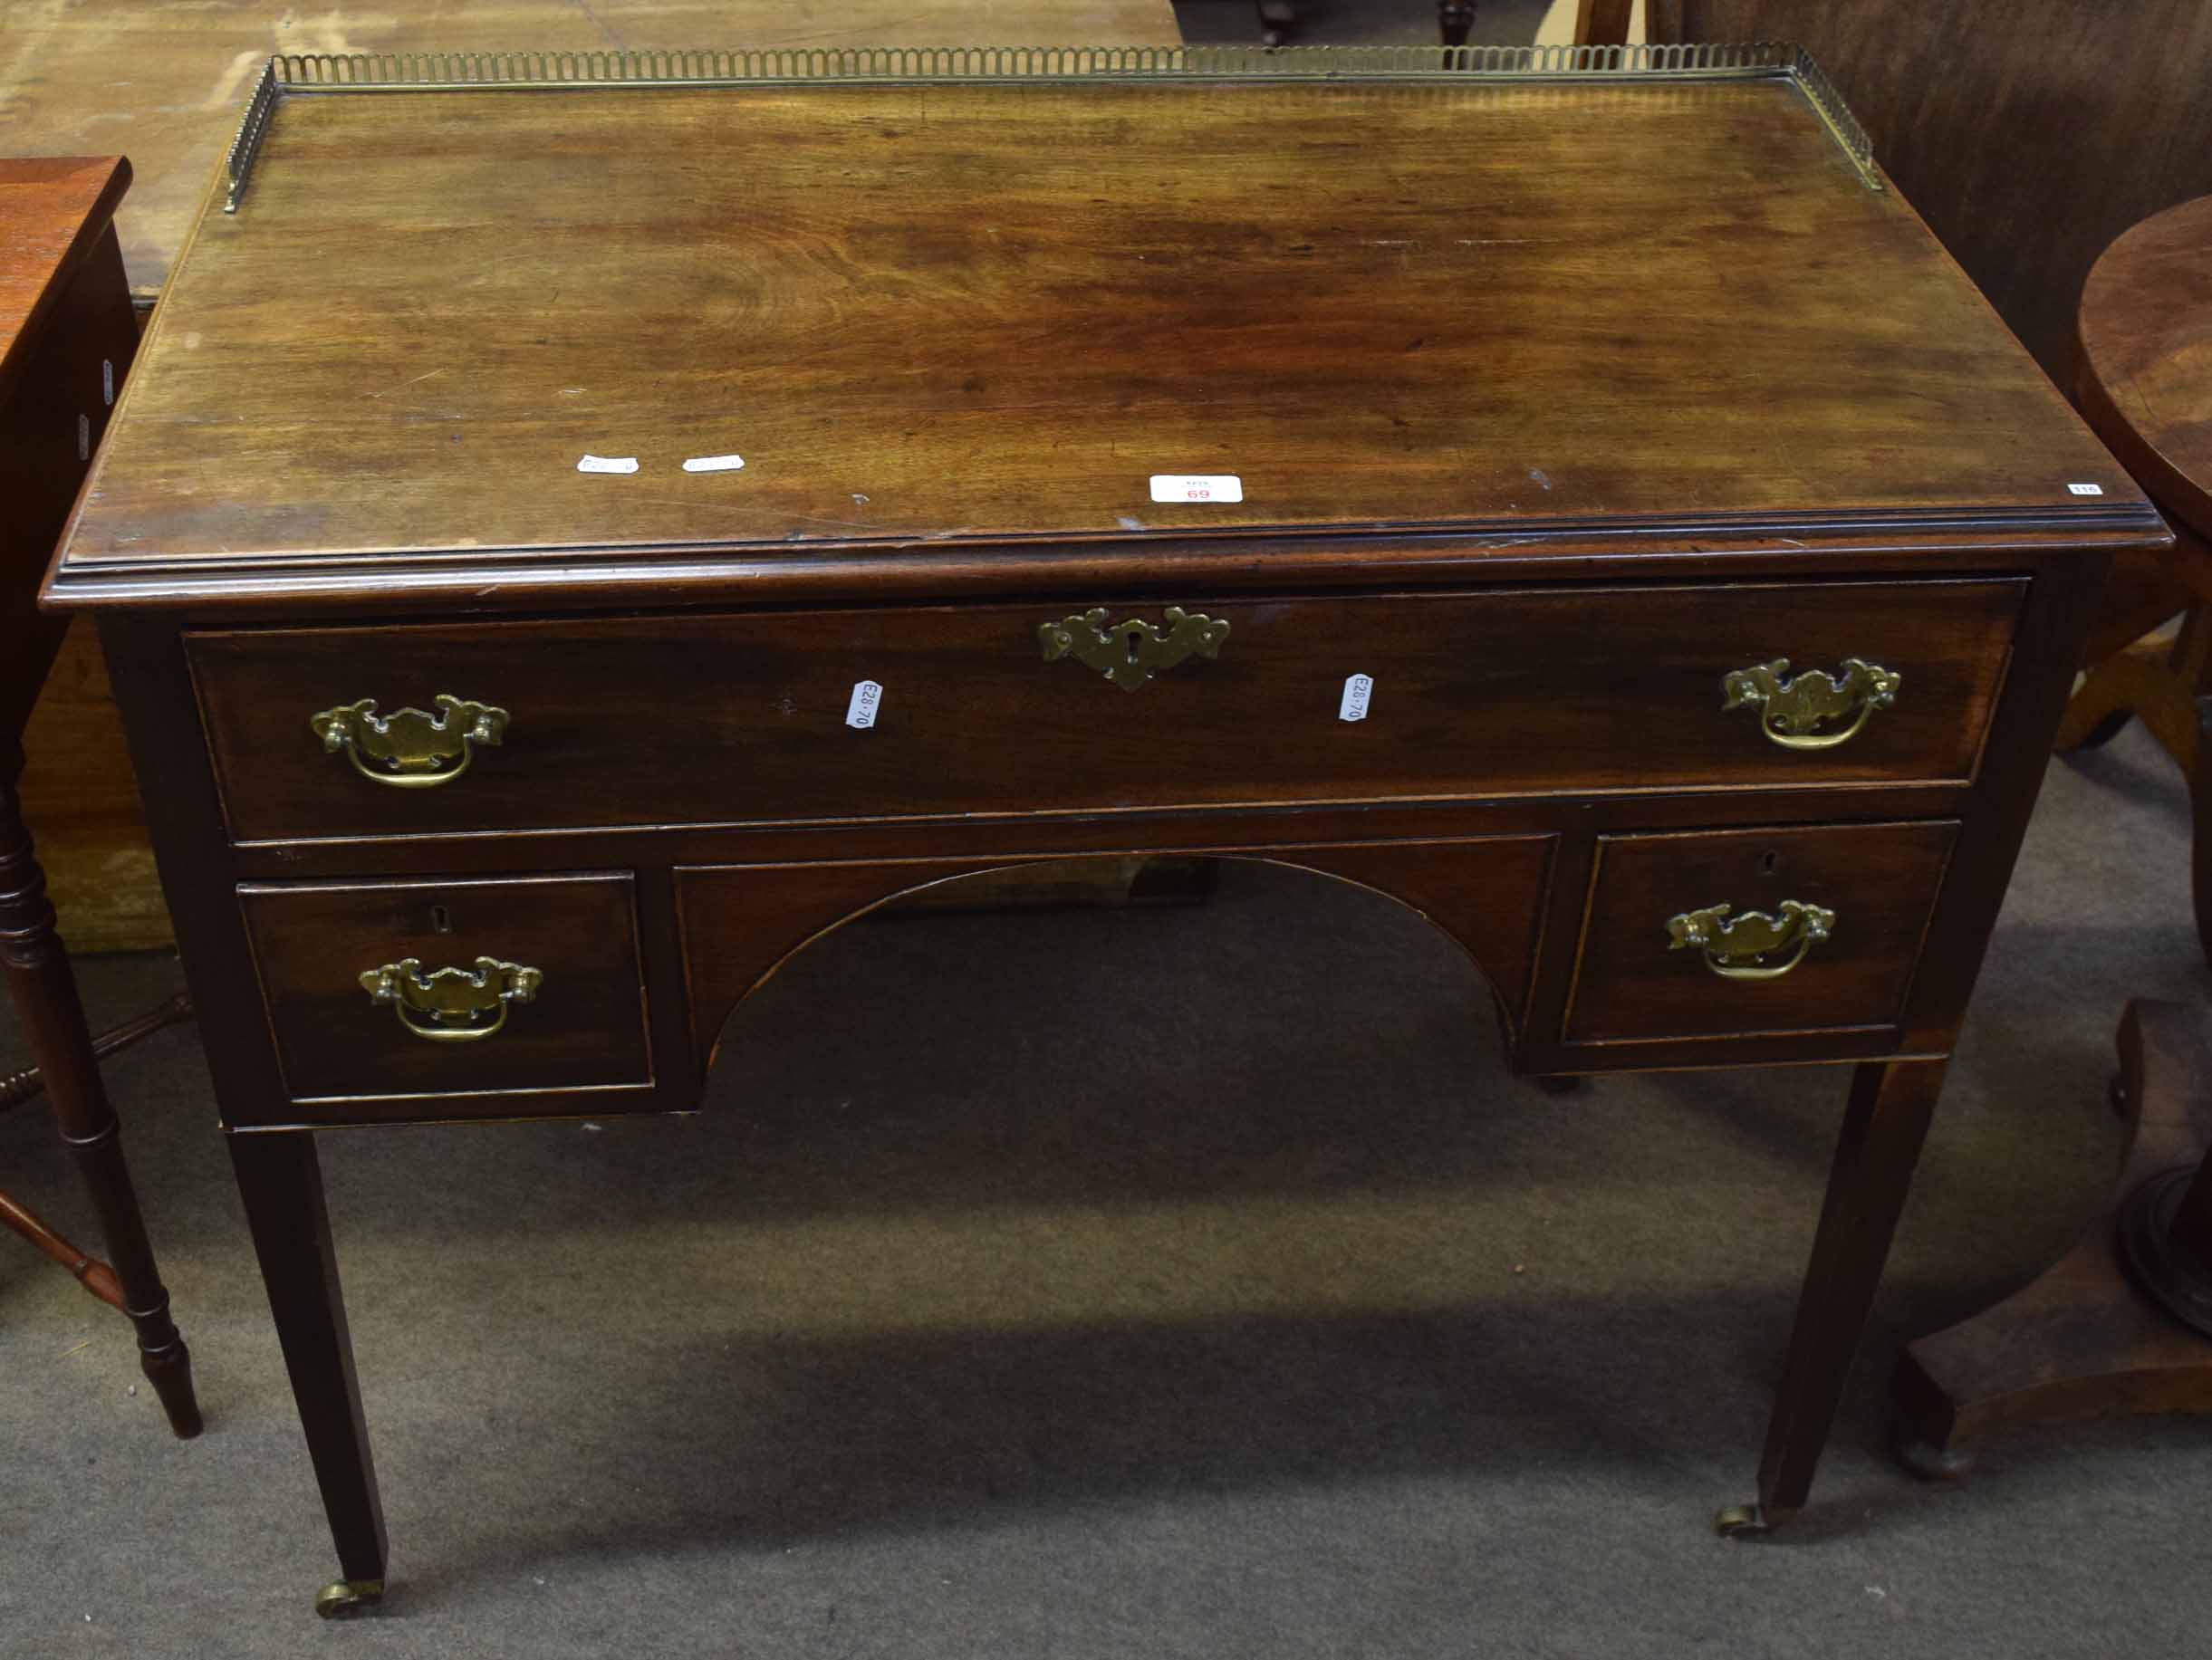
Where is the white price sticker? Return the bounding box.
[1149,474,1244,504]
[2067,483,2105,496]
[682,454,745,473]
[577,454,640,475]
[1339,673,1374,723]
[102,360,114,407]
[846,680,883,729]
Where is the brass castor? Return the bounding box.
[1714,1502,1770,1539]
[315,1578,385,1618]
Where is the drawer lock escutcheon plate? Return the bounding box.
[1666,900,1836,980]
[310,695,508,786]
[1722,657,1899,750]
[1039,608,1230,691]
[360,955,543,1041]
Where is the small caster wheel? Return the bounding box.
[1714,1502,1769,1539]
[1890,1415,1976,1482]
[1534,1074,1582,1097]
[315,1578,385,1619]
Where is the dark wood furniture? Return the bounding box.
[1893,1002,2212,1473]
[43,47,2165,1615]
[1,155,199,1439]
[0,0,1183,954]
[1594,0,2212,680]
[1893,197,2212,1471]
[2055,195,2212,954]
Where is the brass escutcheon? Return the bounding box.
[1039,607,1230,691]
[310,694,508,786]
[1721,657,1899,750]
[1665,900,1836,980]
[359,955,543,1041]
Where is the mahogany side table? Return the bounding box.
[1,156,199,1438]
[1894,195,2212,1473]
[2055,194,2212,955]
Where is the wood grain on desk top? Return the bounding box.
[0,0,1181,298]
[0,156,128,405]
[53,74,2149,600]
[2078,194,2212,542]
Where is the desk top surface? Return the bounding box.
[50,50,2158,609]
[0,0,1181,299]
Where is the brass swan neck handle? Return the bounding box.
[1722,657,1899,751]
[360,956,542,1041]
[311,694,508,786]
[1666,900,1836,980]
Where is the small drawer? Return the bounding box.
[188,578,2021,844]
[1562,821,1958,1046]
[239,872,651,1104]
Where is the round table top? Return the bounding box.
[2079,193,2212,543]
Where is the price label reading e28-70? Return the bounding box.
[845,680,883,730]
[1149,474,1244,504]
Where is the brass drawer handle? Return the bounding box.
[1039,607,1229,691]
[1665,900,1835,980]
[359,955,542,1042]
[310,695,509,787]
[1722,658,1899,750]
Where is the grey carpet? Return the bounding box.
[5,717,2210,1657]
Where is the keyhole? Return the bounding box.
[1125,628,1144,664]
[430,905,454,935]
[1759,850,1781,877]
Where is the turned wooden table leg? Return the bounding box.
[1,990,194,1112]
[0,776,200,1438]
[1718,1057,1945,1535]
[228,1130,388,1617]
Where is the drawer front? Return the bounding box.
[1563,821,1958,1046]
[240,873,651,1104]
[189,579,2021,843]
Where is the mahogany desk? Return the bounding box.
[43,44,2169,1616]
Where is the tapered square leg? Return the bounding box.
[227,1130,388,1615]
[0,777,200,1437]
[1719,1057,1945,1535]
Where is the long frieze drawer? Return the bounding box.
[238,873,652,1103]
[186,580,2022,842]
[1562,821,1959,1046]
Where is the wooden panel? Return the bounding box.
[238,872,651,1105]
[1648,1,2212,389]
[56,72,2139,586]
[0,0,1183,301]
[2,208,135,744]
[186,579,2022,843]
[1562,820,1957,1045]
[677,834,1558,1066]
[0,163,154,945]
